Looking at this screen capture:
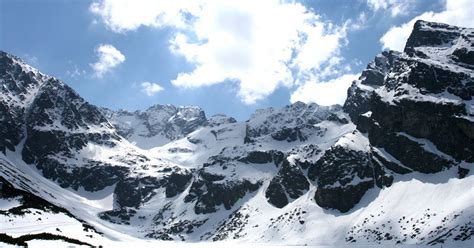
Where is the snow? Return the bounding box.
[1,115,473,247]
[9,240,444,248]
[106,110,173,149]
[334,129,369,152]
[372,147,413,172]
[361,111,372,117]
[205,168,474,246]
[396,132,455,161]
[376,82,464,106]
[208,114,236,127]
[410,28,474,73]
[1,90,472,246]
[149,122,246,168]
[327,176,373,188]
[246,102,341,135]
[104,105,206,149]
[1,210,91,239]
[67,184,116,211]
[25,240,91,248]
[356,81,377,91]
[0,53,50,110]
[33,121,113,134]
[127,132,170,149]
[0,153,140,244]
[406,22,474,77]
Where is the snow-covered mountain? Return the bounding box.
[1,20,473,247]
[100,105,210,149]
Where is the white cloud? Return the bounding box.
[348,12,368,31]
[90,44,125,78]
[367,0,389,11]
[89,0,199,33]
[66,65,86,80]
[290,73,360,106]
[91,0,348,104]
[380,0,474,51]
[367,0,411,17]
[140,82,164,96]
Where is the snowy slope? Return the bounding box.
[101,105,208,149]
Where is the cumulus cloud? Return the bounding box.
[91,0,348,104]
[367,0,389,10]
[89,0,199,33]
[140,82,164,96]
[380,0,474,51]
[367,0,411,17]
[90,44,125,78]
[290,73,360,106]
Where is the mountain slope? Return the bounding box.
[101,105,209,149]
[1,20,473,246]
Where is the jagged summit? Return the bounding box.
[404,20,474,70]
[345,19,473,168]
[101,104,208,149]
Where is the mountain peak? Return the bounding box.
[404,20,474,66]
[405,20,464,50]
[104,103,208,149]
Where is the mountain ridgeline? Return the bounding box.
[0,20,473,246]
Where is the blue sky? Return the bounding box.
[1,0,471,120]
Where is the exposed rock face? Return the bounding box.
[265,159,309,208]
[0,176,71,215]
[239,150,281,164]
[207,114,237,127]
[110,170,192,209]
[0,51,195,220]
[0,52,123,192]
[345,20,474,172]
[405,21,474,66]
[344,50,399,123]
[245,101,341,143]
[101,104,208,149]
[308,144,381,213]
[184,169,260,214]
[0,52,50,153]
[321,20,473,212]
[20,78,125,190]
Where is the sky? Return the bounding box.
[1,0,473,120]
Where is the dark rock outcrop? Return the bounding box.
[308,144,393,213]
[0,52,48,153]
[265,159,309,208]
[184,171,260,214]
[238,150,284,165]
[345,20,474,167]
